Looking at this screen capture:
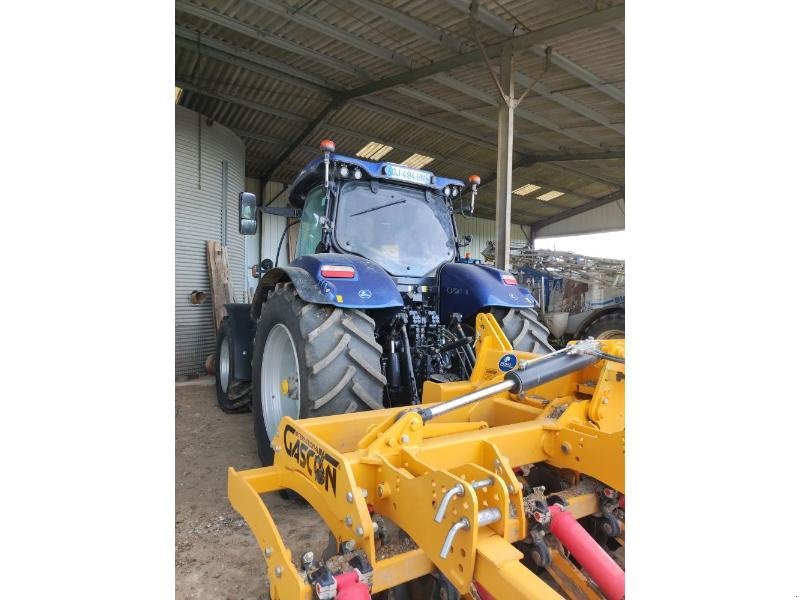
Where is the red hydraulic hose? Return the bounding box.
[334,571,370,600]
[548,504,625,600]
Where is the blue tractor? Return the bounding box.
[217,140,552,465]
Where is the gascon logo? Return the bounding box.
[283,424,339,496]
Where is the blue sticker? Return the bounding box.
[498,353,518,372]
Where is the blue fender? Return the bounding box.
[282,253,403,309]
[439,262,538,322]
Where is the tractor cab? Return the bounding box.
[285,141,479,282]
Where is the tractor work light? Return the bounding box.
[320,265,356,278]
[320,139,336,189]
[339,165,350,177]
[467,174,480,215]
[353,168,362,180]
[444,186,452,197]
[502,274,518,285]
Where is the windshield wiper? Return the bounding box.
[350,199,406,217]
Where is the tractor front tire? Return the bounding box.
[492,307,554,354]
[252,282,386,465]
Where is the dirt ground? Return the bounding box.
[175,380,328,600]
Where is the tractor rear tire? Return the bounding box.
[492,307,554,354]
[583,311,625,340]
[252,282,387,465]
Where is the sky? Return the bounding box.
[534,230,625,260]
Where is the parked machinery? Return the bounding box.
[216,140,553,465]
[229,314,624,599]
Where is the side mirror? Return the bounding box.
[239,192,257,235]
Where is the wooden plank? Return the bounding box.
[206,240,235,333]
[285,218,299,262]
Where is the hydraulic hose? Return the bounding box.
[548,504,625,600]
[399,326,420,405]
[274,221,298,267]
[589,350,625,364]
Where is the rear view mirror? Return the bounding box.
[239,192,257,235]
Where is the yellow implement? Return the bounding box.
[229,313,624,599]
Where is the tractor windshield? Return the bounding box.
[334,180,456,277]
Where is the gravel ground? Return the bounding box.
[175,383,328,600]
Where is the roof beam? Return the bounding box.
[177,73,503,159]
[176,78,310,123]
[351,96,504,154]
[247,0,614,149]
[248,0,414,68]
[479,149,623,188]
[262,99,345,182]
[548,162,623,187]
[513,70,624,135]
[234,123,493,173]
[531,150,624,162]
[230,128,292,147]
[346,1,622,135]
[429,74,605,149]
[532,189,624,230]
[179,66,619,193]
[175,0,371,81]
[175,8,622,186]
[321,125,492,172]
[444,0,624,104]
[346,0,468,54]
[336,4,624,100]
[393,87,568,152]
[175,27,335,94]
[178,84,496,174]
[178,1,619,164]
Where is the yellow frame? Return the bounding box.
[229,314,624,599]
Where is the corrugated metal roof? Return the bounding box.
[176,0,624,226]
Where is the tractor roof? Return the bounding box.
[287,154,465,207]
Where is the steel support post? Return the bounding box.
[494,42,514,271]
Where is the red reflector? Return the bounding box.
[320,265,355,278]
[502,274,517,285]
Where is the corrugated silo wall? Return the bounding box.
[175,105,246,377]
